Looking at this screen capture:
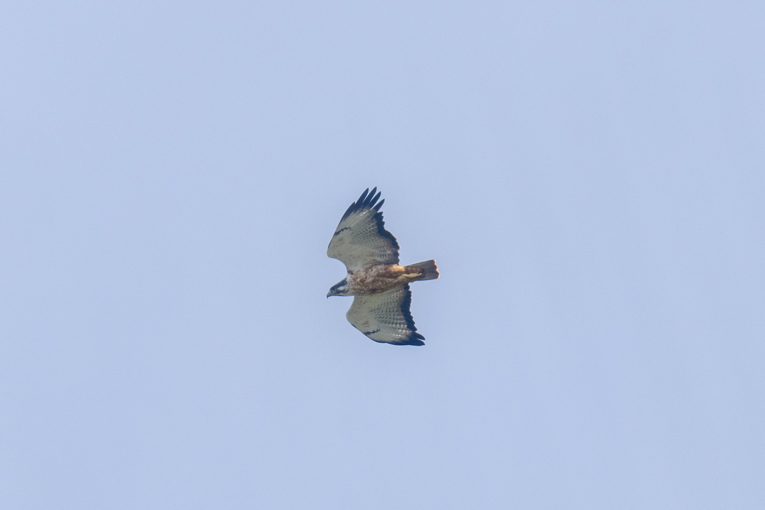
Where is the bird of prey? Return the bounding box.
[326,187,439,346]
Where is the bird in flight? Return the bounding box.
[327,188,439,346]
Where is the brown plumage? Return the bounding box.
[346,263,439,295]
[326,188,439,346]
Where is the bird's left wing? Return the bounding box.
[327,187,399,272]
[346,284,425,346]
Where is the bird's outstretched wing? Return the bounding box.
[346,284,425,346]
[327,187,399,272]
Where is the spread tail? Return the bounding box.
[407,259,440,281]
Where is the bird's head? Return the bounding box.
[327,278,350,298]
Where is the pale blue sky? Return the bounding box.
[1,1,764,509]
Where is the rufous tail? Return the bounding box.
[407,259,440,281]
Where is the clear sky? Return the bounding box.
[1,1,763,509]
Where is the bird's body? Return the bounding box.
[326,188,439,346]
[345,263,435,295]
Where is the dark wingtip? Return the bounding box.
[340,187,382,221]
[396,284,427,345]
[405,331,426,345]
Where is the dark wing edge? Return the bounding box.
[393,284,425,346]
[336,187,400,253]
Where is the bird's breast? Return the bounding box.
[347,265,407,295]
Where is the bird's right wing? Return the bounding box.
[327,188,400,272]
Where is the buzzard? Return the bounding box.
[326,187,439,346]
